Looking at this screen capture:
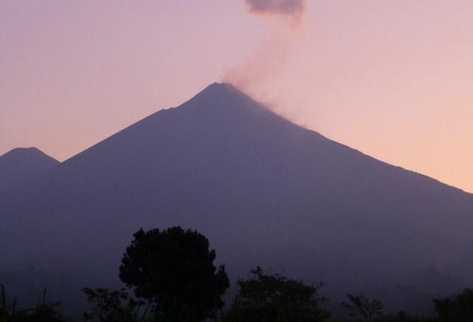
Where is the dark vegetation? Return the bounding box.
[1,226,472,322]
[119,227,229,322]
[221,266,328,322]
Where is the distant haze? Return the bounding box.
[1,0,472,192]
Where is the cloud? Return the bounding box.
[245,0,306,18]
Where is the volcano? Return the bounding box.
[2,83,473,311]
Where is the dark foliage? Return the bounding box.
[119,226,229,322]
[433,288,473,322]
[0,286,65,322]
[371,311,436,322]
[0,284,15,322]
[222,267,329,322]
[82,288,147,322]
[17,303,65,322]
[342,294,384,321]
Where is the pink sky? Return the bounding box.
[1,0,472,192]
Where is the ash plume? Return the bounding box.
[223,0,307,101]
[223,29,294,93]
[245,0,306,18]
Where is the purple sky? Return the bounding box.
[1,0,472,192]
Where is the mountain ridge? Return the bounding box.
[59,82,471,196]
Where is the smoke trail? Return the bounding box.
[223,0,307,100]
[223,27,295,92]
[245,0,306,18]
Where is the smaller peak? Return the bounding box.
[1,147,59,163]
[2,147,40,157]
[15,147,40,153]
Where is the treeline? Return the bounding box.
[1,226,473,322]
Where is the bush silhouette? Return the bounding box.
[82,288,145,322]
[342,293,384,321]
[222,266,329,322]
[119,226,229,322]
[434,288,473,322]
[0,286,65,322]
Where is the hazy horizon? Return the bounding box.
[2,0,472,192]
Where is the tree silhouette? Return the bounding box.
[119,226,229,322]
[0,284,15,322]
[0,286,65,322]
[82,288,145,322]
[341,294,384,321]
[434,298,452,322]
[19,303,65,322]
[222,267,329,322]
[434,288,473,322]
